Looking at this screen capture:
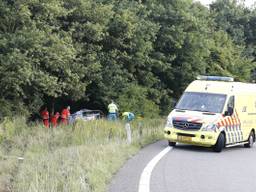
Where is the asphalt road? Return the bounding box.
[108,141,256,192]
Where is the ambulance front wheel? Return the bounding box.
[244,131,255,148]
[213,133,225,152]
[168,141,176,147]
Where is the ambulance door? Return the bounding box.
[235,94,250,142]
[223,96,237,144]
[252,96,256,127]
[246,94,256,136]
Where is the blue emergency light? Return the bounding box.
[197,75,234,82]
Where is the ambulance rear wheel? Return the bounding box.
[168,141,176,147]
[213,133,225,152]
[244,131,255,148]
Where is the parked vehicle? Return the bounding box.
[164,75,256,152]
[69,109,103,124]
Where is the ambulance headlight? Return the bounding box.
[202,123,217,132]
[165,118,173,128]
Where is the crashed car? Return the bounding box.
[69,109,103,124]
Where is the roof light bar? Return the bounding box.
[197,75,234,82]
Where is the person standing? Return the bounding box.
[51,112,60,128]
[108,100,118,121]
[61,106,70,125]
[122,112,135,144]
[40,107,49,128]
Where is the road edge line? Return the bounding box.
[138,146,172,192]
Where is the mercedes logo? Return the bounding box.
[184,123,189,128]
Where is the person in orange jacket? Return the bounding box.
[40,107,49,128]
[61,106,70,125]
[51,112,60,128]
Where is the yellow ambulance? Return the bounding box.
[164,76,256,152]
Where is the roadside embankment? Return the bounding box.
[0,117,164,192]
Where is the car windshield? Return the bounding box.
[175,92,227,113]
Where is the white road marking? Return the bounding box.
[138,146,172,192]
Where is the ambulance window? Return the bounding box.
[175,92,226,113]
[225,96,234,116]
[227,96,234,108]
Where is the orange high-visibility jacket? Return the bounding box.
[51,113,60,127]
[61,108,70,119]
[40,109,49,120]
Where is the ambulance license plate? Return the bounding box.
[177,136,192,142]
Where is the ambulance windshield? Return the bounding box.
[175,92,227,113]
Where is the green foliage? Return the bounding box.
[117,85,160,118]
[210,0,256,75]
[0,117,27,141]
[0,0,255,116]
[0,0,88,115]
[148,0,213,96]
[206,30,253,81]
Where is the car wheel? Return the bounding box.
[244,131,255,148]
[168,141,176,147]
[213,133,225,152]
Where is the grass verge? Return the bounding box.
[0,117,164,192]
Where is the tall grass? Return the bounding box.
[0,117,165,192]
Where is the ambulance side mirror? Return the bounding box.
[171,100,177,109]
[224,106,233,116]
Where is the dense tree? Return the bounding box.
[0,0,255,117]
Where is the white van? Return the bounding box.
[164,76,256,152]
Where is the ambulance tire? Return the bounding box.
[168,141,176,147]
[244,131,255,148]
[213,133,225,152]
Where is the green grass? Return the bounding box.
[0,117,165,192]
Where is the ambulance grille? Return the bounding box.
[173,120,202,130]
